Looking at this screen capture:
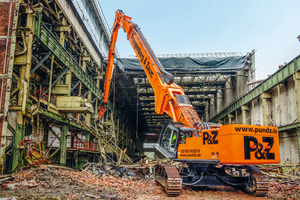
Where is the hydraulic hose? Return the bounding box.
[183,172,204,186]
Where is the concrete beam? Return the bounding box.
[242,105,249,125]
[228,113,234,124]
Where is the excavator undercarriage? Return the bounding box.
[154,163,269,197]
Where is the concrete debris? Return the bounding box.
[80,156,183,181]
[0,164,299,199]
[1,162,299,199]
[0,167,163,199]
[7,180,37,189]
[82,160,136,179]
[257,164,300,178]
[268,179,300,199]
[257,164,300,199]
[120,156,183,180]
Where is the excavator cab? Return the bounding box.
[154,123,194,159]
[155,123,178,158]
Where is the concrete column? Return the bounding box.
[210,98,214,120]
[58,17,72,97]
[13,28,34,172]
[242,105,249,125]
[251,100,255,125]
[12,11,36,172]
[59,17,67,46]
[94,75,101,118]
[13,67,26,173]
[293,72,300,122]
[277,84,282,125]
[205,102,209,122]
[235,110,238,124]
[228,114,234,124]
[60,124,68,166]
[261,92,272,126]
[85,91,92,126]
[65,71,72,96]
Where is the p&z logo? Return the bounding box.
[203,131,218,145]
[244,136,275,160]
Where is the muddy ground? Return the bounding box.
[0,168,299,200]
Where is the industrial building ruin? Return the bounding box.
[0,0,300,199]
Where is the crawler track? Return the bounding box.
[252,173,269,196]
[154,164,181,196]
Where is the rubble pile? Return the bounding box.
[257,164,300,199]
[0,166,163,199]
[82,156,183,181]
[268,179,300,200]
[81,160,137,179]
[1,160,300,199]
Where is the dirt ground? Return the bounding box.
[0,168,299,200]
[0,187,271,200]
[135,186,271,200]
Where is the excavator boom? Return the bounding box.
[99,10,201,130]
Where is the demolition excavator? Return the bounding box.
[99,10,280,197]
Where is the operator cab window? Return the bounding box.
[161,127,172,149]
[161,125,179,153]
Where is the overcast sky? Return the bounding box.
[100,0,300,80]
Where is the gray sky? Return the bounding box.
[100,0,300,80]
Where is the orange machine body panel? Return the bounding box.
[177,129,219,161]
[177,124,280,164]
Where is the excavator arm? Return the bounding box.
[99,10,202,129]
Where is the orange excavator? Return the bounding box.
[99,10,280,197]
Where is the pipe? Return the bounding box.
[15,31,27,56]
